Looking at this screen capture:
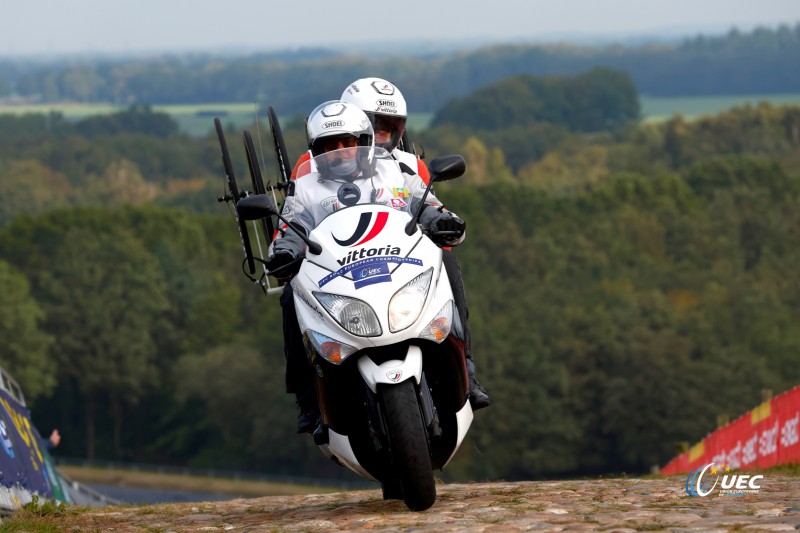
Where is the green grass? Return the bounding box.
[58,464,340,497]
[0,495,75,533]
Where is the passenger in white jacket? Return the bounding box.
[338,78,489,411]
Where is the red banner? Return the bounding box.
[660,385,800,475]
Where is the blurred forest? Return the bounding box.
[1,34,800,482]
[1,24,799,114]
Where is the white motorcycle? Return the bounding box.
[237,151,473,511]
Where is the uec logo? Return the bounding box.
[685,463,763,496]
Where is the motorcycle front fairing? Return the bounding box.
[290,204,472,479]
[293,203,451,349]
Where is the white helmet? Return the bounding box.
[306,101,375,178]
[341,77,407,152]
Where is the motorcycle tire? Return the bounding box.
[381,476,403,501]
[380,379,436,511]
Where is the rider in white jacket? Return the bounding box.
[281,108,456,240]
[271,97,487,433]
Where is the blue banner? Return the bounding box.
[0,389,61,498]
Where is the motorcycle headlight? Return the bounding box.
[306,330,358,365]
[419,301,454,343]
[313,292,382,337]
[388,268,433,332]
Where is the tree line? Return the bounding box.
[0,68,640,224]
[0,70,799,480]
[1,24,799,115]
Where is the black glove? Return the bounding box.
[432,211,465,235]
[267,237,305,280]
[420,206,466,245]
[266,250,296,273]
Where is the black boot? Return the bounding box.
[466,358,490,410]
[296,388,320,434]
[297,406,320,434]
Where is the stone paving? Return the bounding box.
[24,474,800,531]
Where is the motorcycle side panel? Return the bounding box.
[328,429,379,482]
[443,400,474,468]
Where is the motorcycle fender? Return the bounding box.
[357,345,422,394]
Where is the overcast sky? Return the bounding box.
[2,0,799,57]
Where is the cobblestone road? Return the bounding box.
[35,474,800,531]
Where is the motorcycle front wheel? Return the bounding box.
[380,379,436,511]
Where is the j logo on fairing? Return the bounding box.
[333,211,388,247]
[386,370,402,382]
[322,210,422,289]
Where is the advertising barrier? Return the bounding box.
[661,385,800,475]
[0,369,70,511]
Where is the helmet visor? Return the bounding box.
[371,114,406,151]
[318,134,359,154]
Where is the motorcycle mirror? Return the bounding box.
[428,155,466,182]
[237,194,322,255]
[237,194,278,220]
[405,155,467,236]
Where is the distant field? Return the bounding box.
[0,102,262,137]
[640,93,800,121]
[1,94,798,136]
[159,102,263,136]
[0,102,120,118]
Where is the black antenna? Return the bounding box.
[253,101,271,187]
[214,117,256,274]
[268,106,292,185]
